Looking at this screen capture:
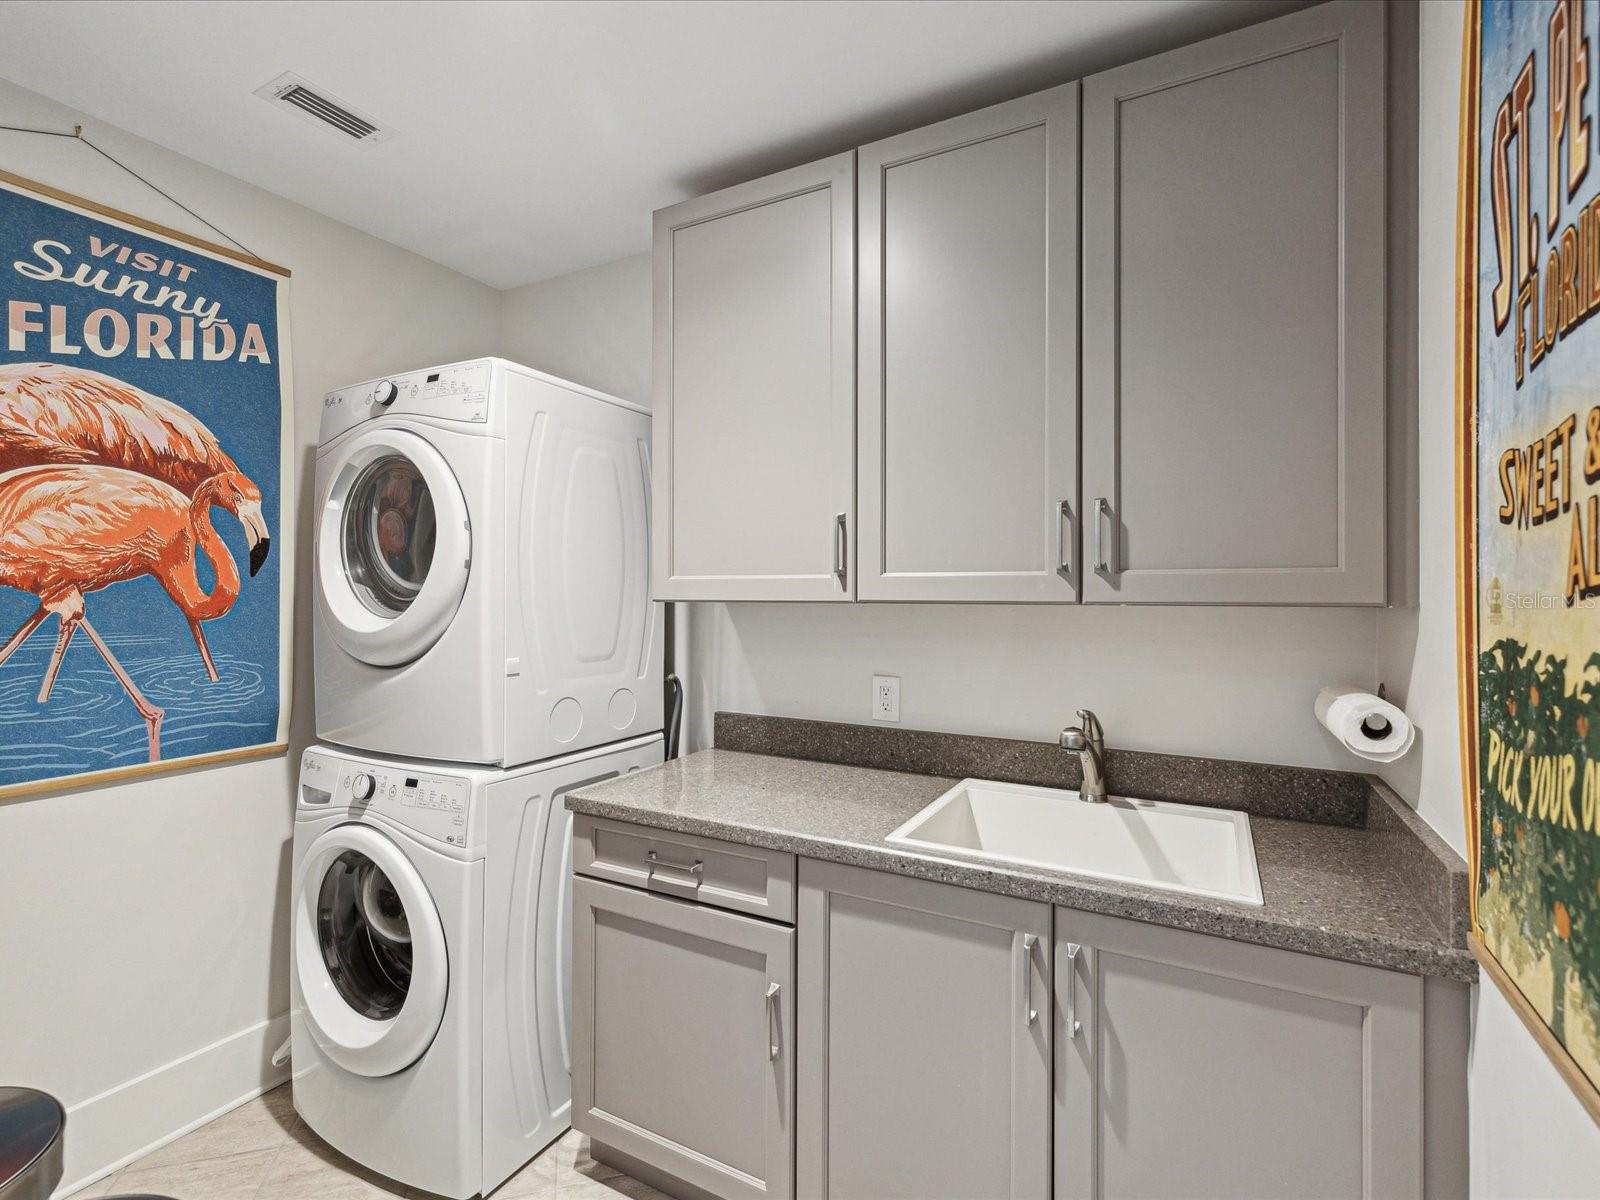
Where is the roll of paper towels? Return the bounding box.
[1315,686,1415,763]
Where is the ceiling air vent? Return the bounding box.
[254,72,393,145]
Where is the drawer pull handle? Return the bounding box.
[645,850,704,889]
[1064,942,1082,1039]
[1020,933,1039,1027]
[765,981,782,1060]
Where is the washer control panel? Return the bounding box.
[300,749,473,849]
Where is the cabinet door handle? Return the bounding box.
[1064,942,1082,1039]
[645,849,703,892]
[1020,933,1039,1027]
[1057,500,1073,577]
[765,981,782,1060]
[833,513,848,589]
[1092,498,1112,575]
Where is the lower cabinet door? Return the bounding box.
[1055,908,1423,1200]
[572,876,795,1200]
[797,860,1052,1200]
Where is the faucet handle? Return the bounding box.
[1076,708,1105,754]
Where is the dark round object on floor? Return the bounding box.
[0,1087,64,1200]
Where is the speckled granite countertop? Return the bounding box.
[568,743,1476,984]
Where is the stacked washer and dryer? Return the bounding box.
[291,358,663,1199]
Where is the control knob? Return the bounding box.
[352,773,376,801]
[372,380,398,407]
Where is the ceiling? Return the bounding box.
[0,0,1301,289]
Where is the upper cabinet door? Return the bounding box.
[652,154,856,601]
[1081,1,1387,604]
[858,84,1080,601]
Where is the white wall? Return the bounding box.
[499,255,651,407]
[1377,3,1600,1196]
[687,601,1378,765]
[0,78,501,1194]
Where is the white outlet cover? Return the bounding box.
[872,674,901,723]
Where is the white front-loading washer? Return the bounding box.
[289,733,664,1199]
[313,357,662,766]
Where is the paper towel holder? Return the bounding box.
[1359,713,1394,740]
[1359,682,1396,740]
[1354,682,1400,739]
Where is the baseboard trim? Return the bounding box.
[55,1013,291,1197]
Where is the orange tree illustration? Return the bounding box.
[1478,638,1600,1045]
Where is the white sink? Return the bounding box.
[885,778,1263,906]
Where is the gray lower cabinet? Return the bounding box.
[572,875,796,1200]
[796,860,1052,1200]
[1080,0,1388,604]
[1055,908,1423,1200]
[573,827,1430,1200]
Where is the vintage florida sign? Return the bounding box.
[1460,0,1600,1122]
[0,169,292,797]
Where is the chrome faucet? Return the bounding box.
[1059,709,1108,803]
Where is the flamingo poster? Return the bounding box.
[0,170,291,797]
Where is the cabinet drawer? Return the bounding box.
[574,815,796,924]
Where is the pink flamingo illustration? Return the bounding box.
[0,463,252,760]
[0,362,271,586]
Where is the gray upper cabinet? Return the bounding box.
[1055,908,1423,1200]
[572,876,796,1200]
[857,84,1080,601]
[1080,0,1387,604]
[654,1,1389,607]
[797,860,1051,1199]
[652,153,856,600]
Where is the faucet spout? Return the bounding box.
[1059,709,1109,802]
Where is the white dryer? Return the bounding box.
[290,734,664,1199]
[313,357,661,766]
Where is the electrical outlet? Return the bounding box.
[872,675,901,723]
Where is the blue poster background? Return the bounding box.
[0,182,283,787]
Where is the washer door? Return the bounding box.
[294,822,448,1077]
[317,427,470,667]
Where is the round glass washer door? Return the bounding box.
[316,427,470,667]
[294,822,448,1077]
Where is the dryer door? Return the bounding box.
[294,822,449,1077]
[317,427,471,667]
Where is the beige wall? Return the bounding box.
[0,78,501,1193]
[1377,3,1600,1196]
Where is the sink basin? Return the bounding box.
[885,778,1263,906]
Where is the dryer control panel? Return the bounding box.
[300,749,475,851]
[320,359,493,443]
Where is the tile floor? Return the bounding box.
[66,1085,672,1200]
